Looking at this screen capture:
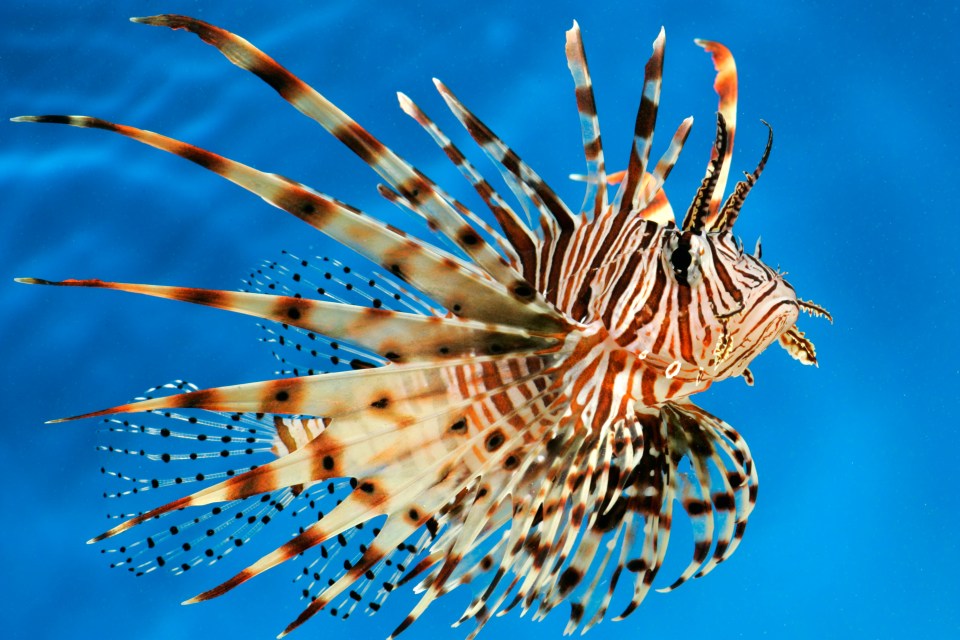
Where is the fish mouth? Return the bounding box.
[712,296,799,380]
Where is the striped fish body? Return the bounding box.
[15,14,829,639]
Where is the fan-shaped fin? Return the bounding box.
[129,14,555,313]
[192,362,564,632]
[96,381,299,576]
[10,119,564,333]
[396,92,539,280]
[87,353,557,537]
[432,79,577,235]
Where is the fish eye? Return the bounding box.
[670,242,692,274]
[666,233,700,286]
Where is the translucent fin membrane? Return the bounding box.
[244,251,418,376]
[246,251,436,316]
[97,382,292,575]
[98,381,431,620]
[295,514,433,620]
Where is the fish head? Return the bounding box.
[659,227,802,380]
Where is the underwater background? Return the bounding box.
[2,1,957,638]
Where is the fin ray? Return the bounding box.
[12,117,564,333]
[20,278,560,364]
[131,14,558,315]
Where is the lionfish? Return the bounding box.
[15,14,829,639]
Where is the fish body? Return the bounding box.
[15,15,828,639]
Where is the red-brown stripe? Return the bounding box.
[332,121,387,166]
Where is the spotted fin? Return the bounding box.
[246,252,399,376]
[295,518,432,621]
[75,348,560,636]
[97,380,420,620]
[96,381,297,576]
[188,357,563,636]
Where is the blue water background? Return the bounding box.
[2,1,957,638]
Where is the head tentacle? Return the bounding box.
[682,112,729,233]
[714,120,773,231]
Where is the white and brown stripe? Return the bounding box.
[16,14,828,639]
